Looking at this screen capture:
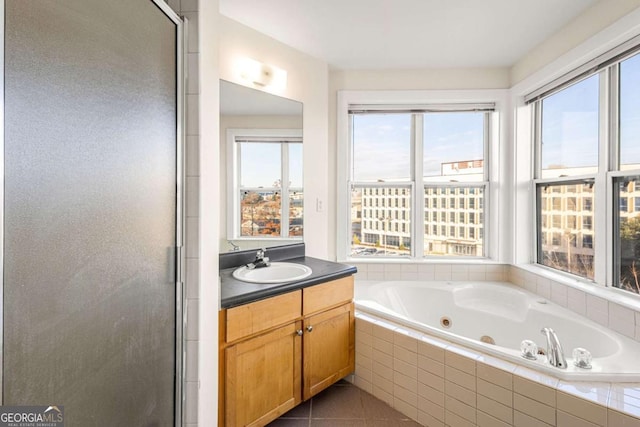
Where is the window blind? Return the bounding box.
[525,34,640,104]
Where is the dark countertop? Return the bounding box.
[220,255,357,308]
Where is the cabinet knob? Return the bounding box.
[306,325,313,333]
[296,329,303,336]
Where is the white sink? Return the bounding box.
[232,262,313,284]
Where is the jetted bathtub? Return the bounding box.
[355,280,640,381]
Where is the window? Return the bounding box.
[615,177,640,293]
[620,52,640,170]
[540,74,599,179]
[530,47,640,294]
[423,111,487,257]
[620,197,629,212]
[534,73,599,280]
[583,235,593,249]
[346,107,491,259]
[537,181,595,279]
[228,129,303,240]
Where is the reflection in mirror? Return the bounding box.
[220,80,303,252]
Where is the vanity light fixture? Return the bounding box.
[236,57,287,90]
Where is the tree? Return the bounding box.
[619,216,640,293]
[242,191,263,205]
[621,216,640,240]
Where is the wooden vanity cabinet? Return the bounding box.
[219,276,355,427]
[301,277,355,400]
[302,303,355,400]
[222,291,303,427]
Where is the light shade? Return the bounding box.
[236,57,287,90]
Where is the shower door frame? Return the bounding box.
[0,1,187,425]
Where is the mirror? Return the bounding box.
[219,80,303,252]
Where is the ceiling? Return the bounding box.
[219,0,598,70]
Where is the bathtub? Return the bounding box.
[355,280,640,382]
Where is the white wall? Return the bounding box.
[218,16,330,259]
[164,0,218,425]
[511,0,640,84]
[198,1,219,426]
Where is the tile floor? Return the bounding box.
[267,380,422,426]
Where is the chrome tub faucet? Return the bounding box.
[541,327,567,369]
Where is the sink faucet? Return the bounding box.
[540,327,567,369]
[246,248,270,270]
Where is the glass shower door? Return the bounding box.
[3,0,182,425]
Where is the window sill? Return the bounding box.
[341,256,506,266]
[514,263,640,312]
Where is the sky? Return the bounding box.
[620,52,640,167]
[240,142,303,188]
[352,112,484,182]
[541,52,640,174]
[541,74,599,172]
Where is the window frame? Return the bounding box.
[528,47,640,293]
[226,128,303,241]
[336,90,508,262]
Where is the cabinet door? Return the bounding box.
[303,303,355,400]
[225,321,302,427]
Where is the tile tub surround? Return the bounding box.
[349,262,509,283]
[509,265,640,344]
[350,313,640,427]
